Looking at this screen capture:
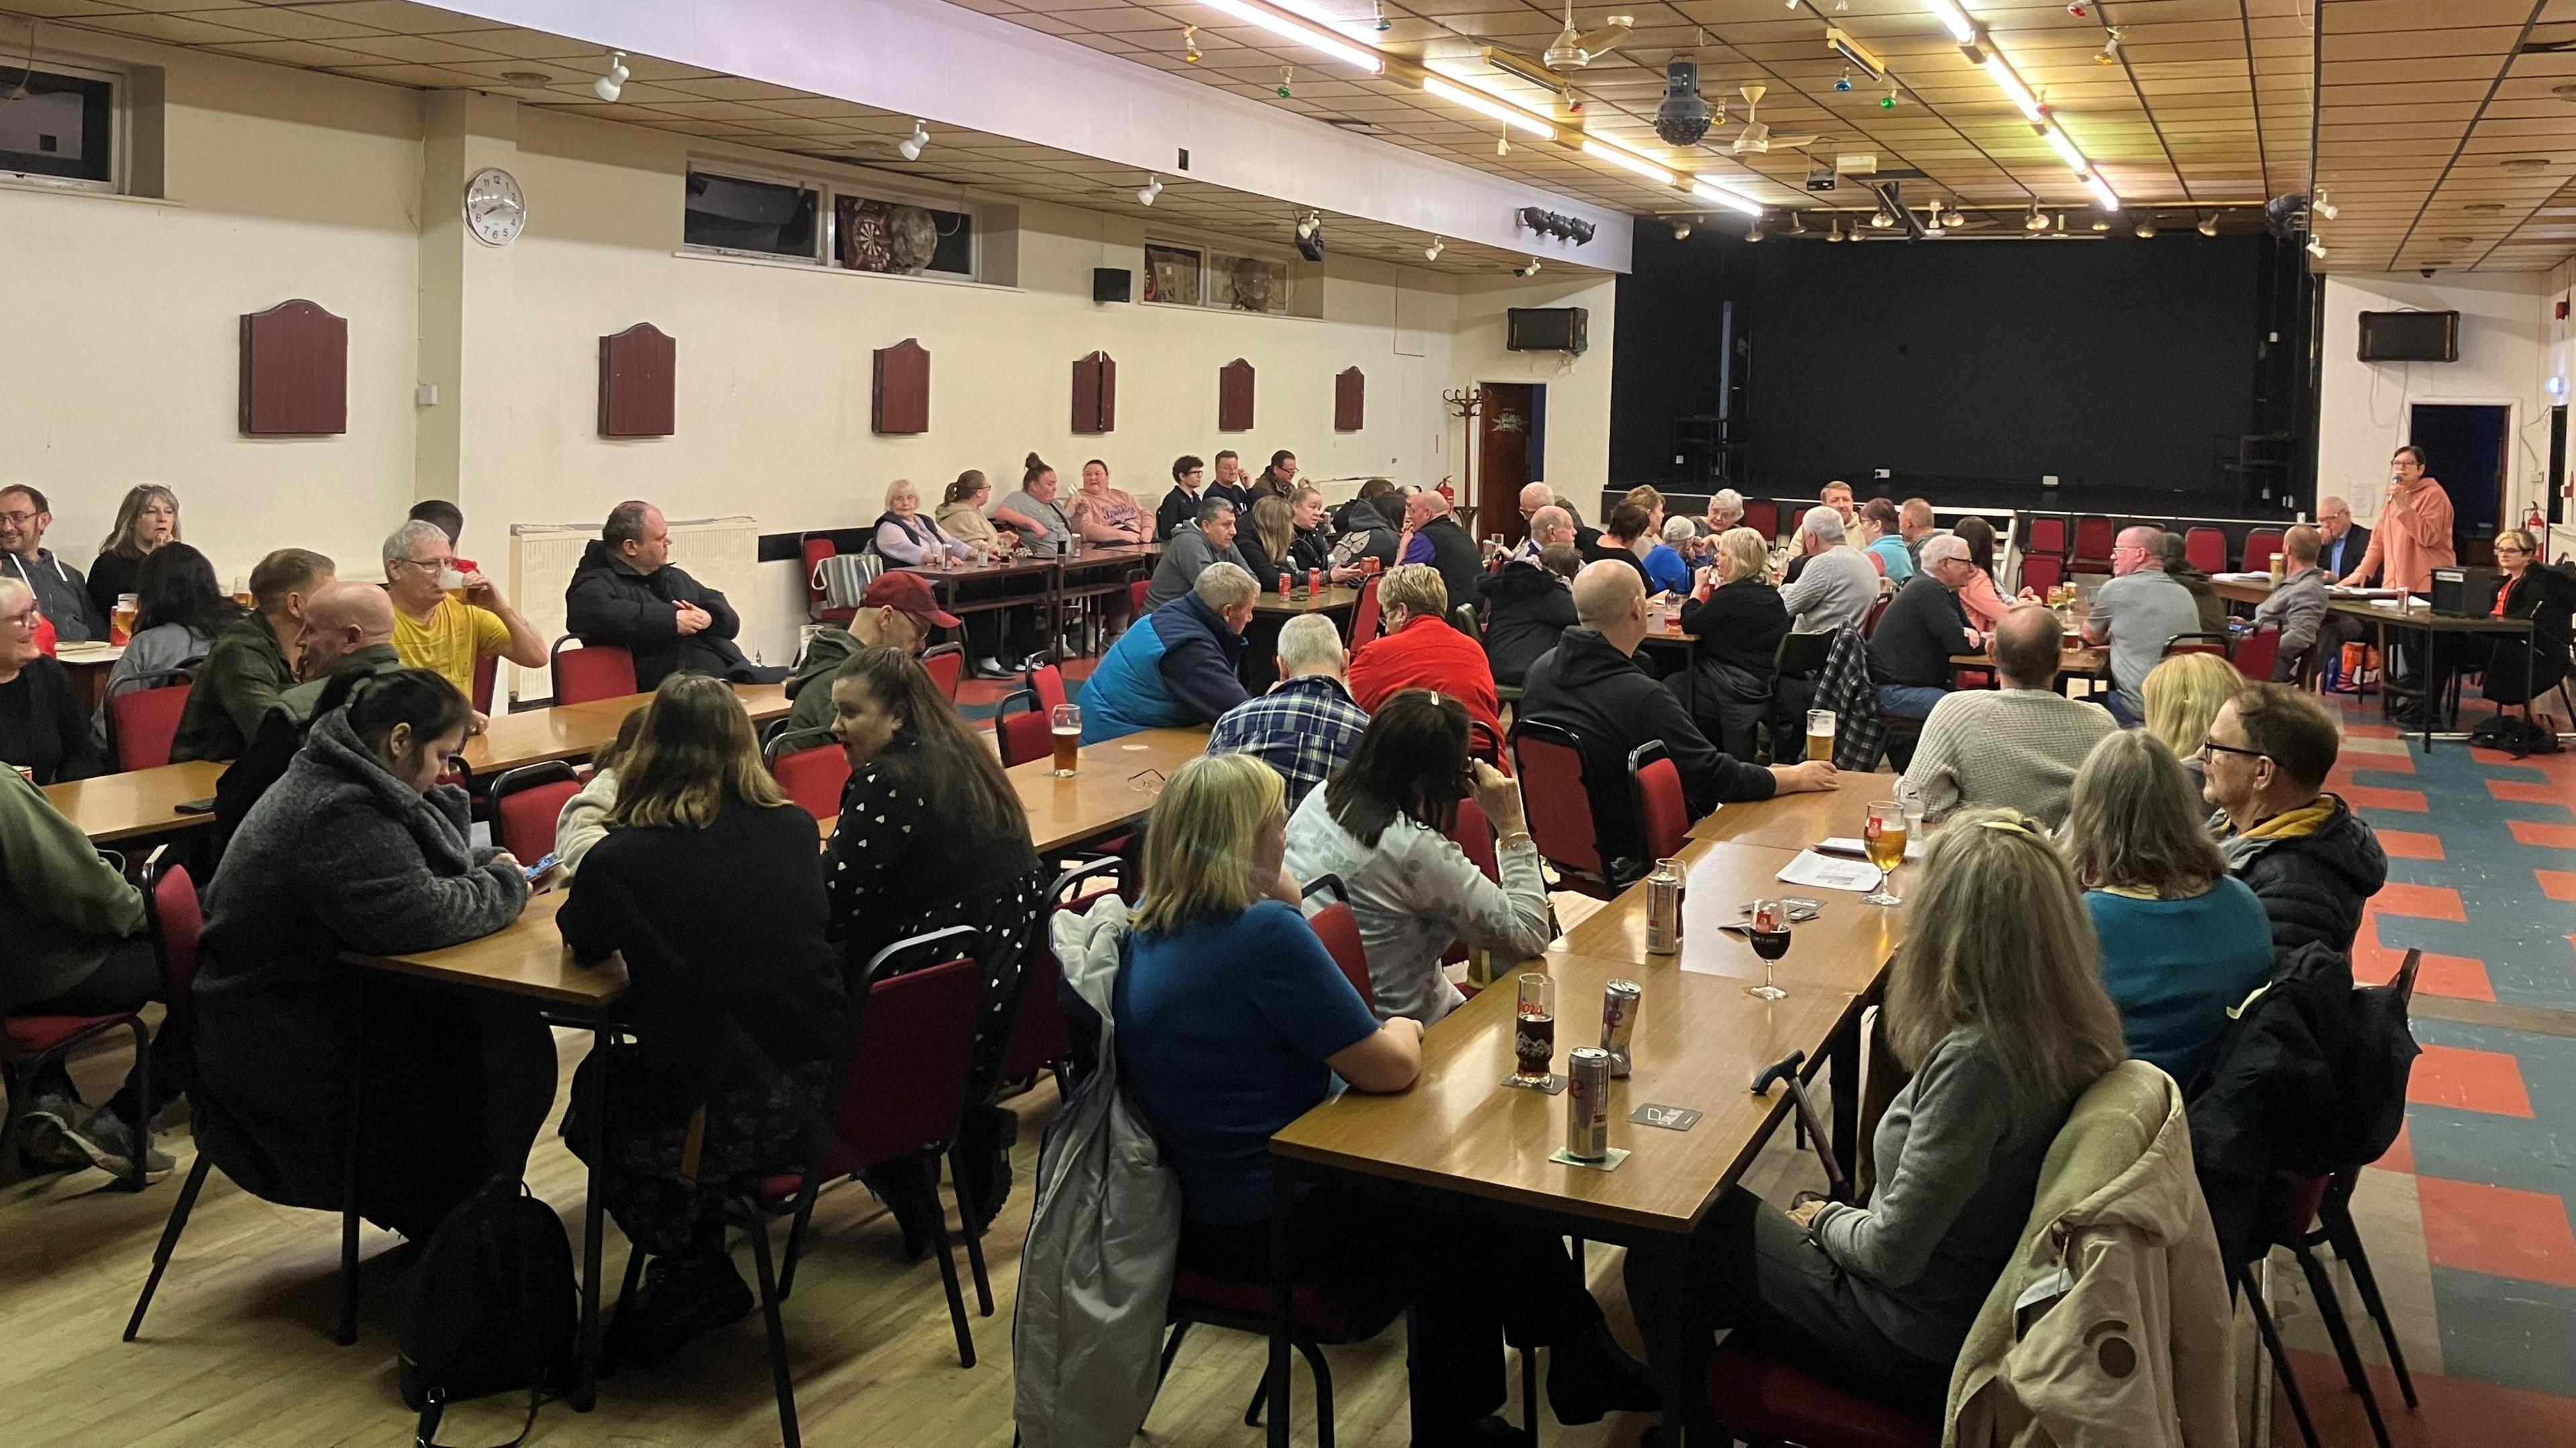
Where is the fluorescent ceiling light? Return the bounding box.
[2086,174,2121,211]
[1424,76,1556,137]
[1690,179,1764,217]
[1978,54,2043,123]
[1581,137,1676,187]
[1923,0,1978,44]
[1199,0,1383,73]
[2041,124,2089,176]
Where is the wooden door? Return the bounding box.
[1479,383,1538,545]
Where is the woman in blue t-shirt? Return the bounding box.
[2062,730,2276,1083]
[1116,753,1654,1442]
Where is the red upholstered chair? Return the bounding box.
[995,859,1122,1102]
[994,690,1051,769]
[1509,718,1613,897]
[1158,1265,1408,1448]
[2233,626,2282,683]
[1448,794,1501,885]
[549,635,637,705]
[802,534,855,624]
[2019,553,2065,598]
[1628,740,1690,862]
[1743,498,1779,541]
[2024,513,2068,559]
[3,956,154,1192]
[107,673,193,772]
[1349,575,1382,648]
[1129,578,1150,617]
[2162,632,2232,659]
[2242,528,2286,577]
[1862,594,1891,638]
[1308,901,1372,1008]
[921,642,965,702]
[471,652,498,714]
[488,761,580,865]
[1701,1337,1940,1448]
[2072,514,2116,571]
[2185,526,2229,574]
[1026,662,1069,714]
[764,727,851,821]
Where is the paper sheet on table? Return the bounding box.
[1818,835,1925,862]
[1777,850,1884,893]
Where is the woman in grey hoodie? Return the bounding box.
[197,669,553,1239]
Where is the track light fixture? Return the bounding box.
[1745,219,1764,242]
[1786,212,1807,234]
[2133,219,2155,237]
[1941,199,1965,228]
[1295,211,1326,262]
[2197,213,2219,237]
[1516,257,1543,277]
[1827,219,1845,243]
[2313,187,2339,221]
[1136,174,1163,206]
[2095,27,2121,64]
[2306,235,2327,261]
[2024,204,2049,231]
[1424,235,1445,261]
[1868,208,1894,229]
[1671,218,1693,239]
[896,119,929,161]
[1518,206,1597,244]
[1835,66,1854,93]
[592,51,628,103]
[1183,25,1202,63]
[1880,81,1897,109]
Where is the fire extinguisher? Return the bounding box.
[2528,501,2550,562]
[1436,476,1456,505]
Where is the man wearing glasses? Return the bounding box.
[2200,683,2387,955]
[2082,525,2202,726]
[0,485,106,643]
[381,519,545,730]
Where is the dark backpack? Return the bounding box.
[398,1174,578,1448]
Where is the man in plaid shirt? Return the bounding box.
[1208,614,1371,807]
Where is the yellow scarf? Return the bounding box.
[2241,798,2338,842]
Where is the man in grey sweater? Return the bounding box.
[1778,506,1880,635]
[2084,525,2202,724]
[1900,604,2116,827]
[2252,524,2330,681]
[1142,499,1252,611]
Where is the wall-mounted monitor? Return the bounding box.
[2357,310,2459,363]
[1508,307,1588,354]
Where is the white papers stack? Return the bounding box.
[1776,850,1882,893]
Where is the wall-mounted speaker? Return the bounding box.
[1093,268,1133,303]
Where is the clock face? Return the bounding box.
[464,166,525,247]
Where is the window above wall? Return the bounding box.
[684,162,979,283]
[1145,239,1301,317]
[0,58,123,194]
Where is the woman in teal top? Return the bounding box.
[2063,730,2275,1082]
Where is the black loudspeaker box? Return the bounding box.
[1093,268,1132,303]
[2429,565,2501,617]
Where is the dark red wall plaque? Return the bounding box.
[873,337,930,435]
[598,323,676,437]
[239,299,348,436]
[1217,357,1254,433]
[1073,350,1116,434]
[1334,366,1365,433]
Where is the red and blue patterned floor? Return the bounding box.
[2269,691,2576,1444]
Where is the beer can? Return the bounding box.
[1645,862,1682,955]
[1278,570,1291,600]
[1566,1048,1612,1160]
[1309,567,1323,596]
[1600,980,1642,1078]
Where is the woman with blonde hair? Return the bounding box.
[1626,808,2125,1426]
[1240,492,1296,588]
[2141,649,2245,790]
[1113,753,1652,1442]
[1678,524,1790,760]
[2063,729,2273,1080]
[873,477,974,567]
[87,483,181,624]
[559,673,847,1360]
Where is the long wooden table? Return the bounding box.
[1252,583,1360,616]
[1009,726,1205,853]
[48,681,790,844]
[2210,575,2534,747]
[339,891,625,1410]
[1264,779,1903,1445]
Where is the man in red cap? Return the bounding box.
[781,571,961,732]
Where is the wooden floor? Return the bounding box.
[9,953,1796,1448]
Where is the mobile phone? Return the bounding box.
[174,797,217,816]
[522,852,559,881]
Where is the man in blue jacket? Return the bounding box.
[1080,562,1255,742]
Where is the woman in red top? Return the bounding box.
[1344,563,1505,754]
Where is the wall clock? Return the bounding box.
[464,166,526,247]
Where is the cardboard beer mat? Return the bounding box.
[1629,1104,1702,1131]
[1502,1073,1567,1095]
[1550,1147,1631,1172]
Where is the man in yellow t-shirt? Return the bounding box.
[383,518,547,728]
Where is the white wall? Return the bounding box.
[0,38,423,593]
[0,38,1613,678]
[2316,271,2556,536]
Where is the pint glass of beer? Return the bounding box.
[111,593,140,644]
[1049,705,1081,777]
[1805,709,1837,763]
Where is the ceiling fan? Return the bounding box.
[1731,85,1822,154]
[1539,0,1634,72]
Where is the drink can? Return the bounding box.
[1279,570,1291,600]
[1566,1048,1612,1160]
[1309,567,1322,596]
[1645,862,1681,955]
[1600,980,1641,1078]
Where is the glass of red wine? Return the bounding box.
[1514,972,1556,1083]
[1746,897,1791,1001]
